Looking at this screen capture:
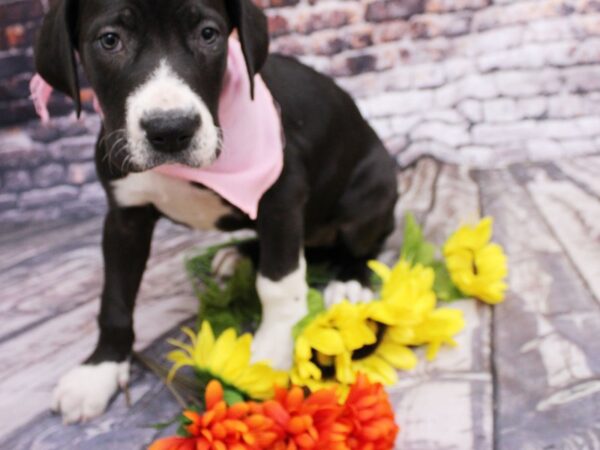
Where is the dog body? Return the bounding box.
[36,0,398,423]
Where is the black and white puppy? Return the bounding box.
[36,0,398,423]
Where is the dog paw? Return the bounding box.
[324,280,373,307]
[51,361,129,424]
[211,247,242,279]
[251,322,295,370]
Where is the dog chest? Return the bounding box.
[111,172,232,230]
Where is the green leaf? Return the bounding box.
[147,415,180,431]
[176,423,189,437]
[176,412,194,437]
[400,212,436,266]
[186,240,263,335]
[223,388,246,405]
[307,288,326,315]
[292,289,326,340]
[194,370,250,404]
[432,261,464,302]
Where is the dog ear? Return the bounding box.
[34,0,81,117]
[226,0,269,99]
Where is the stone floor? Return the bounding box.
[1,155,599,449]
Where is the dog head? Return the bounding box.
[35,0,269,172]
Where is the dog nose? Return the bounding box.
[141,112,201,153]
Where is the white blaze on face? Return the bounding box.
[125,59,220,168]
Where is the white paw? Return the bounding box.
[251,322,295,370]
[51,361,130,424]
[211,247,242,279]
[324,280,373,307]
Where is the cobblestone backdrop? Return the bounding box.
[1,0,600,227]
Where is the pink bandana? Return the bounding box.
[30,38,284,220]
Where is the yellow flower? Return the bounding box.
[361,258,464,373]
[368,259,436,324]
[290,335,350,399]
[292,258,466,391]
[444,217,508,304]
[300,300,376,356]
[292,284,424,389]
[166,321,288,400]
[348,303,418,386]
[409,308,465,360]
[291,301,377,389]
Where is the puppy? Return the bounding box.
[36,0,398,423]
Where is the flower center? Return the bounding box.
[310,322,388,378]
[351,322,387,360]
[312,350,336,378]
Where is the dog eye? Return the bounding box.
[99,33,123,52]
[200,27,219,44]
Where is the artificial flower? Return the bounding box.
[443,217,508,304]
[348,262,441,384]
[409,308,465,360]
[291,259,465,389]
[301,301,376,356]
[326,373,399,450]
[148,436,196,450]
[167,321,288,400]
[368,259,436,322]
[150,377,401,450]
[263,385,342,449]
[291,301,377,391]
[149,380,280,450]
[348,309,418,386]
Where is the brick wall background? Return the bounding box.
[1,0,600,228]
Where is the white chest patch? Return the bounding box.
[112,172,232,230]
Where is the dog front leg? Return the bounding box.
[52,206,158,423]
[252,200,308,370]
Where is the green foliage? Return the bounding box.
[399,213,464,302]
[401,212,436,266]
[223,389,246,405]
[194,369,249,405]
[176,412,194,437]
[147,416,180,431]
[185,241,261,336]
[432,261,464,302]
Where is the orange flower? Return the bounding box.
[148,436,197,450]
[149,377,400,450]
[263,385,343,449]
[149,380,279,450]
[328,373,399,450]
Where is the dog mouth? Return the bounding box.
[126,140,223,173]
[102,127,223,173]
